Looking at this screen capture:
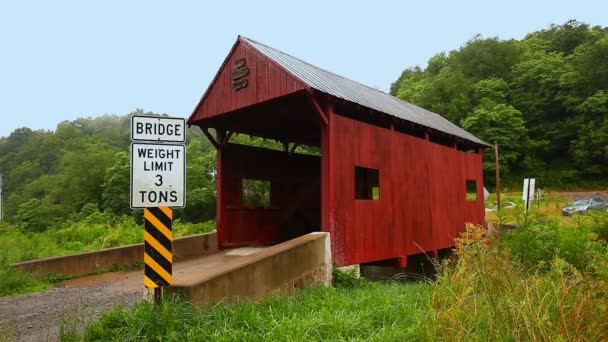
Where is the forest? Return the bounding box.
[391,20,608,188]
[0,110,219,232]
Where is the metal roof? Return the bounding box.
[242,37,489,146]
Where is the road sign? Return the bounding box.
[523,178,536,212]
[522,178,536,201]
[131,115,186,143]
[131,143,185,208]
[144,207,173,288]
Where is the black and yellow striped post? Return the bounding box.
[143,206,173,304]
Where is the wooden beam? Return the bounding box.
[308,90,329,126]
[202,127,220,149]
[290,143,299,154]
[221,131,234,147]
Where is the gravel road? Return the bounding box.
[0,271,143,342]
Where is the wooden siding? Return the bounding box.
[189,39,306,124]
[329,114,484,266]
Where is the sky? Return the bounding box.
[0,0,606,138]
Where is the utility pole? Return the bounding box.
[494,143,500,211]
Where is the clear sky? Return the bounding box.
[0,0,606,138]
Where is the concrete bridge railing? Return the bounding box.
[12,232,218,279]
[166,232,332,305]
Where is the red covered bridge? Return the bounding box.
[188,36,489,267]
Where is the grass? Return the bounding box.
[62,282,432,341]
[485,191,574,224]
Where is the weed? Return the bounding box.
[109,263,130,272]
[45,272,74,283]
[332,267,366,288]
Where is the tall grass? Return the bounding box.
[420,224,608,341]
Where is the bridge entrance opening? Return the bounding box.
[197,91,323,249]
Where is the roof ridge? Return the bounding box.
[241,36,393,97]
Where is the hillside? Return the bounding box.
[391,20,608,188]
[0,110,219,232]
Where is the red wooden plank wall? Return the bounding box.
[330,115,485,266]
[190,40,306,123]
[217,144,321,248]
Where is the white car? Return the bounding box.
[485,201,516,213]
[562,198,606,216]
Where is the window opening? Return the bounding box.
[466,180,477,200]
[242,179,271,207]
[355,166,379,200]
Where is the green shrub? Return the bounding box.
[500,217,608,274]
[0,264,51,296]
[589,211,608,243]
[332,267,366,288]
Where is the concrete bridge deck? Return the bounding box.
[57,246,269,290]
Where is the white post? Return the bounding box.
[522,178,536,213]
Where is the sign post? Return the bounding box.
[130,115,186,305]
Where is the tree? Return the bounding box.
[101,152,131,216]
[452,35,520,80]
[461,103,527,174]
[571,91,608,176]
[573,32,608,90]
[179,137,217,222]
[529,20,595,55]
[54,139,116,212]
[571,118,608,176]
[472,78,509,105]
